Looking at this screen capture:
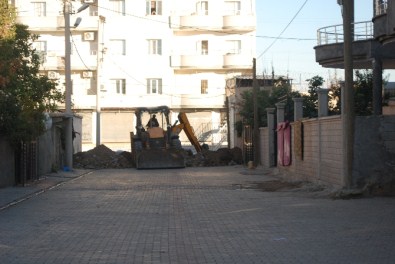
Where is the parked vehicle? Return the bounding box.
[130,106,185,169]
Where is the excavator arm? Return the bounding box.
[176,113,202,153]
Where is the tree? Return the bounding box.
[0,17,64,145]
[237,77,301,128]
[0,1,16,40]
[303,75,324,118]
[238,89,270,127]
[328,80,341,115]
[354,69,373,115]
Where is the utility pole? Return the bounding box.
[64,0,73,170]
[253,58,260,167]
[96,15,106,147]
[341,0,355,188]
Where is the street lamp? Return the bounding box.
[63,0,90,170]
[96,15,106,147]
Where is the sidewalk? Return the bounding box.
[0,169,91,210]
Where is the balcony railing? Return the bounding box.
[317,21,373,45]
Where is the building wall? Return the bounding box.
[14,0,256,150]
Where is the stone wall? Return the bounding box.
[275,116,344,187]
[353,115,395,187]
[259,114,395,189]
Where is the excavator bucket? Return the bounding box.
[135,148,186,169]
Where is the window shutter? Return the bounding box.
[158,79,162,94]
[147,79,151,94]
[158,40,162,55]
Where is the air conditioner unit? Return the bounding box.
[48,71,58,79]
[82,71,93,78]
[84,0,94,3]
[83,32,95,41]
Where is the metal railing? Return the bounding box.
[317,21,373,45]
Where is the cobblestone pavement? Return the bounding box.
[0,166,395,264]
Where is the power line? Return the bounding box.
[257,0,309,60]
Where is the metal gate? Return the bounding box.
[15,141,38,186]
[243,125,254,164]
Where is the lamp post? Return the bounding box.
[338,0,355,188]
[63,1,90,169]
[64,0,73,169]
[96,15,106,147]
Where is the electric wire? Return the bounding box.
[70,31,93,71]
[257,0,309,60]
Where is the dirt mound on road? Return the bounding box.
[74,145,133,169]
[74,145,243,169]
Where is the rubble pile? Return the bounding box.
[186,147,243,167]
[74,145,133,169]
[74,145,243,169]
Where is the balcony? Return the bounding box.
[172,94,226,109]
[222,14,255,31]
[171,53,252,69]
[73,93,225,110]
[17,16,59,31]
[314,21,379,69]
[170,13,255,32]
[171,54,223,69]
[223,54,253,69]
[41,55,97,71]
[170,15,222,30]
[17,15,98,31]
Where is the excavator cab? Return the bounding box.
[130,106,185,169]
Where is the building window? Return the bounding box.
[201,80,208,94]
[31,2,46,16]
[148,39,162,55]
[225,1,241,15]
[109,39,126,55]
[147,78,162,94]
[198,40,208,55]
[146,1,162,15]
[111,79,126,94]
[226,40,241,54]
[33,41,47,63]
[196,1,208,15]
[110,0,125,16]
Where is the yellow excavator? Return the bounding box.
[130,106,201,169]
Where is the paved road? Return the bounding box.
[0,166,394,264]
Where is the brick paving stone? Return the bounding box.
[0,166,394,263]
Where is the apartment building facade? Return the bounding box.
[12,0,256,151]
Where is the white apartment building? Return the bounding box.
[12,0,256,151]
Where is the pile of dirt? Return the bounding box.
[186,147,243,167]
[74,145,243,169]
[74,145,133,169]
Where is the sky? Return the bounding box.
[255,0,376,90]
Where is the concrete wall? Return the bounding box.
[274,116,344,188]
[260,115,395,189]
[259,127,269,167]
[0,115,83,188]
[0,136,15,187]
[353,115,395,187]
